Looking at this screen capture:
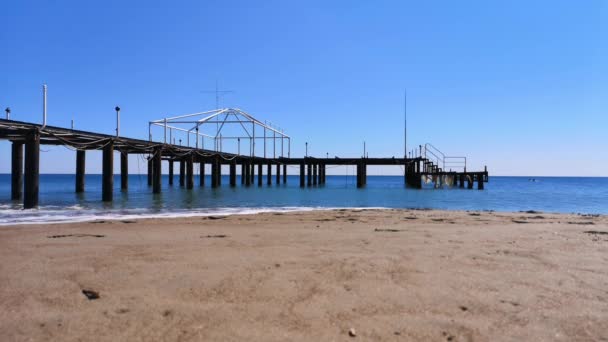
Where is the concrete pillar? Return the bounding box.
[300,162,305,188]
[168,160,174,186]
[459,174,465,189]
[241,163,245,185]
[179,159,185,187]
[357,162,363,188]
[147,158,153,186]
[250,162,254,184]
[186,154,194,189]
[102,140,113,202]
[11,142,23,200]
[467,174,473,189]
[283,164,287,184]
[267,163,272,185]
[75,149,85,194]
[230,160,237,187]
[212,158,219,188]
[258,163,263,186]
[307,163,312,187]
[477,173,484,190]
[217,160,222,186]
[120,151,128,191]
[276,163,281,185]
[152,148,162,194]
[199,161,205,187]
[244,161,251,186]
[313,163,318,185]
[23,130,40,209]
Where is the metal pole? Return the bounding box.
[115,106,120,137]
[238,137,240,155]
[42,84,47,128]
[264,128,266,158]
[288,138,291,158]
[252,124,255,157]
[4,107,10,120]
[305,142,308,157]
[164,118,167,143]
[273,130,276,158]
[196,126,199,149]
[71,119,74,130]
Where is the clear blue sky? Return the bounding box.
[1,0,606,176]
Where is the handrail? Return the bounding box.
[423,143,467,172]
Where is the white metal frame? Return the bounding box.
[148,108,291,158]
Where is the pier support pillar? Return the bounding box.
[313,163,318,186]
[168,160,174,186]
[199,161,205,187]
[23,130,40,209]
[307,163,312,187]
[257,163,263,186]
[244,161,250,186]
[217,160,222,186]
[11,142,23,200]
[467,174,473,189]
[186,154,194,189]
[120,151,128,191]
[283,164,287,184]
[459,174,465,189]
[179,159,185,187]
[239,163,244,185]
[356,162,363,188]
[102,140,113,202]
[300,163,305,188]
[152,148,162,194]
[75,149,85,193]
[267,163,272,185]
[276,163,281,185]
[147,158,153,186]
[250,163,254,184]
[230,160,237,187]
[211,158,218,188]
[477,173,484,190]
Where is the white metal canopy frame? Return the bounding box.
[148,108,291,158]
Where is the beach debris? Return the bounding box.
[394,331,401,336]
[48,234,105,239]
[459,305,468,312]
[468,213,481,216]
[511,220,529,224]
[81,289,100,300]
[584,230,608,235]
[404,216,417,220]
[374,228,402,232]
[348,328,357,337]
[89,220,106,224]
[162,309,173,317]
[121,220,136,224]
[521,210,540,214]
[206,216,227,220]
[431,218,445,222]
[442,332,455,341]
[568,221,595,225]
[202,234,227,238]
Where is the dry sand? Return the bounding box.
[1,209,607,341]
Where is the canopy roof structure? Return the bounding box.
[149,108,290,158]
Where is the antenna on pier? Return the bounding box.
[201,80,235,139]
[201,80,235,110]
[404,89,407,160]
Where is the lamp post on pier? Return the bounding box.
[115,106,121,137]
[5,107,10,120]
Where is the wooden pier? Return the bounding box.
[1,118,489,209]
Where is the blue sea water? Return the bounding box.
[0,174,606,225]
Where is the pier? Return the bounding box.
[1,112,488,209]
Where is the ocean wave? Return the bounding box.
[0,206,386,226]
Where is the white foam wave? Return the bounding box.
[0,206,387,226]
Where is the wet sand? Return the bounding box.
[1,209,607,341]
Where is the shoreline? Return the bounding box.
[1,206,605,227]
[1,209,607,340]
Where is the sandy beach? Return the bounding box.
[0,209,607,341]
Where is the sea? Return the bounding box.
[0,174,606,225]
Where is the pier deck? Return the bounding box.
[1,118,488,209]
